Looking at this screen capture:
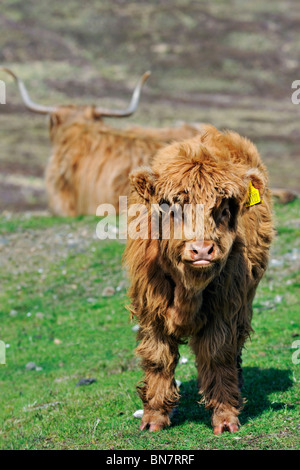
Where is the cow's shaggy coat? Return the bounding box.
[0,67,201,216]
[45,107,200,215]
[124,125,274,434]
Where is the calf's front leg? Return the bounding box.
[191,330,242,435]
[136,326,180,432]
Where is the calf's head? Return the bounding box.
[129,131,266,289]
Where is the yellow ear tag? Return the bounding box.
[245,182,262,207]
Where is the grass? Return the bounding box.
[0,200,299,450]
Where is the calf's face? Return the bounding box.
[129,140,264,289]
[179,195,240,284]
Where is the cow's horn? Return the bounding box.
[0,67,57,114]
[94,71,151,118]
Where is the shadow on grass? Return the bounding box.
[172,367,294,429]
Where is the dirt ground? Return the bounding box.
[0,0,299,212]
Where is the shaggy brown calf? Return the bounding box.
[1,67,200,215]
[124,125,274,434]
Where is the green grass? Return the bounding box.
[0,200,299,450]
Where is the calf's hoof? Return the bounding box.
[140,422,163,432]
[139,411,170,432]
[214,421,239,435]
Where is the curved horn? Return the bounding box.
[94,71,151,118]
[0,67,57,114]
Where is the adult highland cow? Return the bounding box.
[1,67,200,216]
[124,125,274,434]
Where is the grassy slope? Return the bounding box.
[0,200,299,450]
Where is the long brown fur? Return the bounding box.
[45,106,200,215]
[123,125,274,434]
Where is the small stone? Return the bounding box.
[133,409,144,419]
[76,378,97,387]
[26,362,37,371]
[102,286,115,297]
[0,237,9,245]
[131,324,140,332]
[54,338,62,345]
[116,281,126,292]
[179,357,188,364]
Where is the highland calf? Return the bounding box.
[124,125,274,434]
[1,68,199,216]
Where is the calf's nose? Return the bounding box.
[189,240,215,261]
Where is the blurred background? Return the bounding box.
[0,0,299,213]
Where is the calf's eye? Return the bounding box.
[221,207,230,219]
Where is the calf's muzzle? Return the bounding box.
[185,240,215,266]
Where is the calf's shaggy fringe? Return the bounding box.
[123,125,274,434]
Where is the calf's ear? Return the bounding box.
[244,167,267,196]
[129,167,157,201]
